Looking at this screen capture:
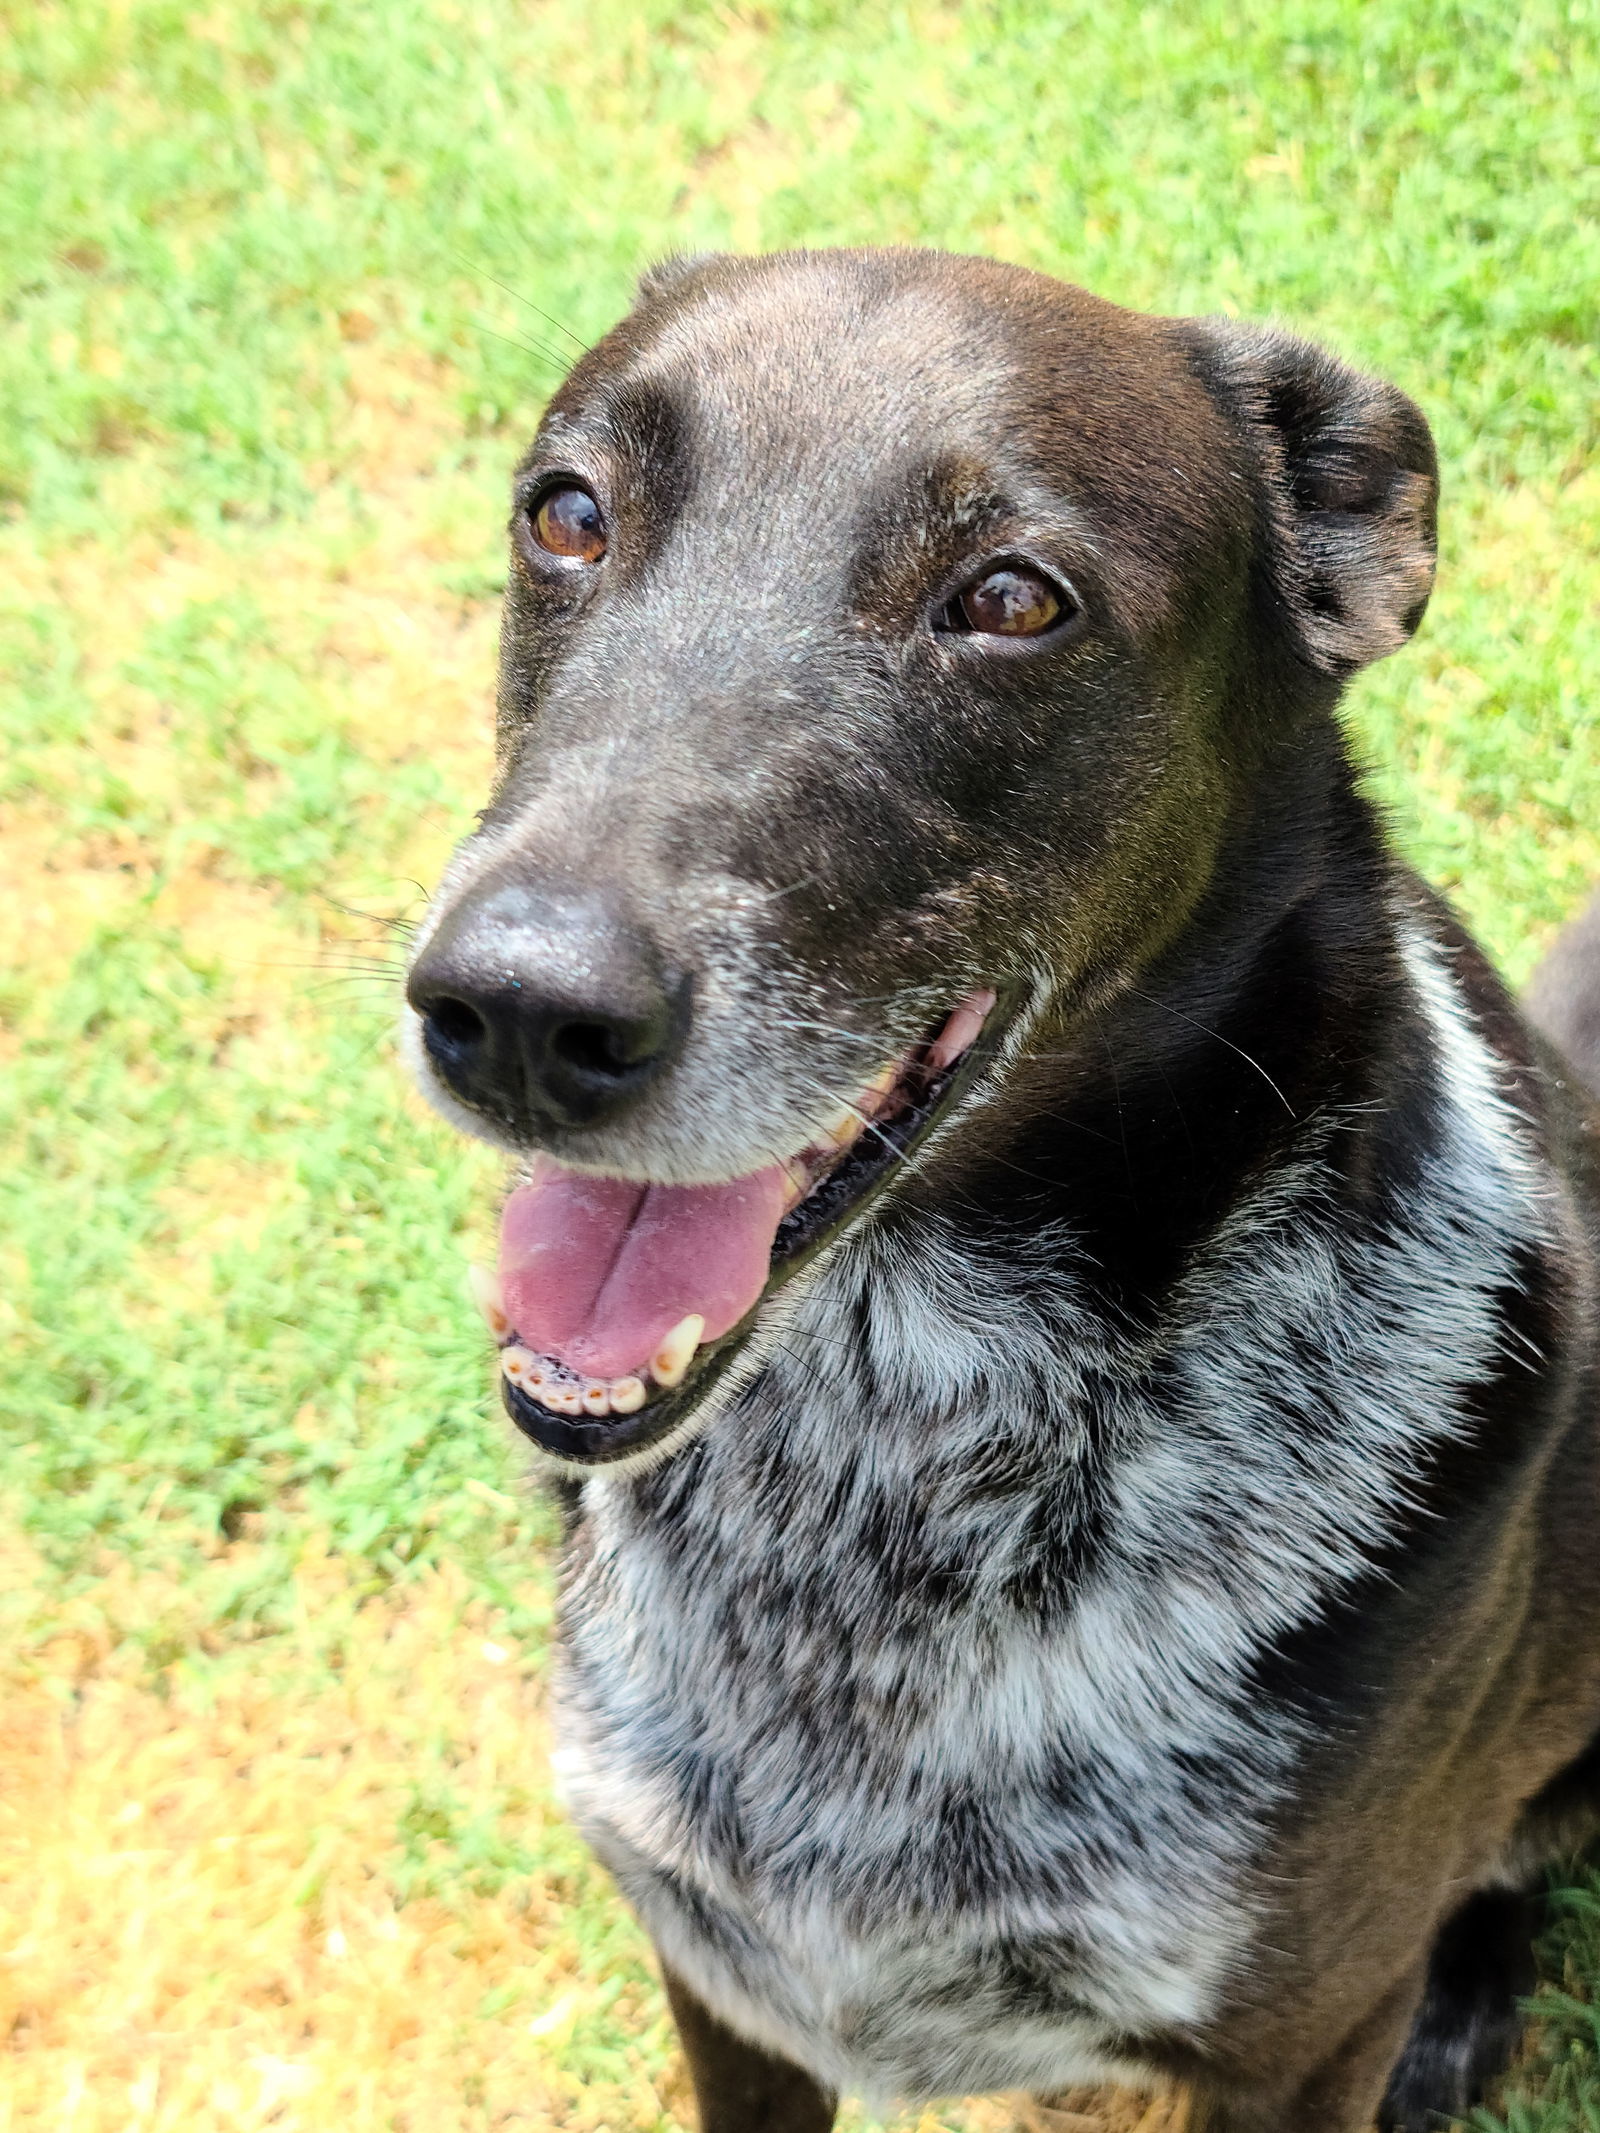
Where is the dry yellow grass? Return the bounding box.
[4,1532,625,2133]
[0,1518,1075,2133]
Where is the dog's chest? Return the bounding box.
[551,1085,1535,2104]
[556,1369,1270,2100]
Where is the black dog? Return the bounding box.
[405,249,1600,2132]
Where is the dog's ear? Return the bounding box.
[1187,322,1438,675]
[635,252,724,305]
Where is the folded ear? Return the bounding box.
[1185,322,1439,676]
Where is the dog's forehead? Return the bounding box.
[549,252,1239,583]
[630,270,1013,480]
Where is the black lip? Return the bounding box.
[500,994,1014,1465]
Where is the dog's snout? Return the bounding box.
[407,881,684,1134]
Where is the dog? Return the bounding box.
[403,248,1600,2132]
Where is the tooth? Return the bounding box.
[468,1264,511,1340]
[609,1376,646,1414]
[926,989,997,1074]
[820,1105,862,1146]
[500,1345,537,1384]
[581,1383,611,1416]
[548,1387,582,1416]
[859,1062,900,1117]
[651,1313,705,1389]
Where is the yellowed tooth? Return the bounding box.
[651,1313,705,1390]
[581,1383,611,1416]
[609,1375,647,1414]
[820,1104,861,1146]
[500,1345,537,1384]
[860,1061,900,1117]
[468,1263,511,1340]
[548,1387,583,1416]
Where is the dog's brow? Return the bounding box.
[531,380,688,469]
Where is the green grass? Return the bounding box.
[1,2,1597,2127]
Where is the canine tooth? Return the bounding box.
[609,1375,647,1414]
[468,1263,511,1340]
[581,1383,612,1416]
[926,989,998,1073]
[500,1345,537,1384]
[651,1313,705,1389]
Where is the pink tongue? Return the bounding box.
[498,1161,792,1381]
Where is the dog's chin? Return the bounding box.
[491,994,1008,1472]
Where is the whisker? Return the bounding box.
[465,265,588,351]
[768,1018,892,1050]
[792,1077,912,1171]
[316,892,419,940]
[470,317,571,376]
[304,978,405,1002]
[319,965,407,986]
[743,872,825,904]
[1124,986,1296,1117]
[246,955,403,978]
[759,1324,863,1360]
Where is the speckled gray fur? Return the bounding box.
[548,915,1549,2108]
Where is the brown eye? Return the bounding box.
[529,484,606,562]
[951,566,1065,637]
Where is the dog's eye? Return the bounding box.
[529,485,606,563]
[943,566,1068,637]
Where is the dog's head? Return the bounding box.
[405,248,1437,1468]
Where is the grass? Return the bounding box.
[1,1,1597,2126]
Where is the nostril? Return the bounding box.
[408,889,683,1131]
[552,1018,648,1082]
[427,995,490,1049]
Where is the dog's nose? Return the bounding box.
[406,881,684,1132]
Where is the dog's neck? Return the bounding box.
[901,737,1414,1330]
[597,743,1502,1524]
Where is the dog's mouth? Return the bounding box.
[470,989,1000,1466]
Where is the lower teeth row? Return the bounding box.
[494,1296,708,1416]
[477,1287,707,1421]
[500,1349,648,1418]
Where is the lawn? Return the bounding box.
[1,2,1597,2128]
